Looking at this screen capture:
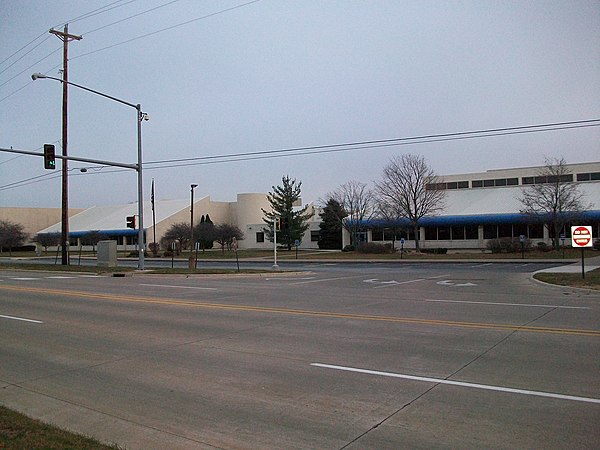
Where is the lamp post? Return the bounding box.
[32,73,148,270]
[190,184,198,254]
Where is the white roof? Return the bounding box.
[38,198,195,233]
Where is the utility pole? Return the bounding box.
[50,25,82,265]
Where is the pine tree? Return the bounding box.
[318,198,347,249]
[262,176,314,250]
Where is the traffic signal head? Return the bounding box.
[43,144,56,170]
[126,215,136,229]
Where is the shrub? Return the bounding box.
[487,238,529,253]
[148,242,160,257]
[536,242,550,252]
[421,248,448,254]
[342,245,355,252]
[593,239,600,251]
[357,243,396,254]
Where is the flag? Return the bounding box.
[151,178,155,212]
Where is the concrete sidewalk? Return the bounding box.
[535,255,600,273]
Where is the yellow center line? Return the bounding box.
[2,284,599,337]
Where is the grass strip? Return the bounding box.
[0,405,121,449]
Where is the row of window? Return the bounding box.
[522,174,573,185]
[426,171,599,190]
[372,224,546,241]
[577,172,600,181]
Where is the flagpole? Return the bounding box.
[151,178,156,251]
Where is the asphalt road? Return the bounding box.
[1,263,599,449]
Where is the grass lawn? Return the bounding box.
[0,406,121,449]
[533,267,600,290]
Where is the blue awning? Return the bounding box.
[356,211,600,228]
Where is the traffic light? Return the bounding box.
[43,144,56,169]
[126,215,136,229]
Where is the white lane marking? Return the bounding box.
[11,277,40,281]
[0,314,43,324]
[79,275,106,278]
[139,284,217,291]
[470,263,493,268]
[374,278,425,289]
[311,363,600,404]
[290,276,363,285]
[436,280,477,287]
[265,277,316,281]
[46,276,77,279]
[425,299,589,309]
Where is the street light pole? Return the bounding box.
[32,73,147,270]
[190,184,198,254]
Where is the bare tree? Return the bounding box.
[329,180,375,247]
[519,156,589,250]
[214,223,244,251]
[374,197,403,249]
[375,154,445,251]
[160,222,191,254]
[34,232,60,254]
[0,220,28,256]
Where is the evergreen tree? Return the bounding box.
[262,176,314,250]
[318,198,347,249]
[194,214,215,251]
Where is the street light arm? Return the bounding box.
[32,73,139,110]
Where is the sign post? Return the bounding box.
[519,235,526,259]
[400,237,405,259]
[232,237,240,273]
[571,226,593,279]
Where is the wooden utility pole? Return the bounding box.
[50,25,81,265]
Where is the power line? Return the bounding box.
[0,0,262,105]
[70,0,262,61]
[83,0,183,36]
[2,119,598,192]
[0,35,52,75]
[60,0,140,26]
[144,119,600,167]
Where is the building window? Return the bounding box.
[465,225,478,240]
[372,227,383,241]
[577,172,600,181]
[437,226,451,240]
[507,178,518,186]
[484,179,495,187]
[528,223,544,239]
[472,180,483,188]
[451,226,465,240]
[424,227,437,240]
[311,230,320,242]
[256,232,264,243]
[458,181,469,189]
[483,225,497,240]
[522,176,534,185]
[494,178,507,187]
[514,223,528,238]
[498,224,513,238]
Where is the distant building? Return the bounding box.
[33,193,319,251]
[345,161,600,249]
[3,161,599,253]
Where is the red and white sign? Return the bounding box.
[571,225,593,248]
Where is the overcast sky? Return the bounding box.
[1,0,599,209]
